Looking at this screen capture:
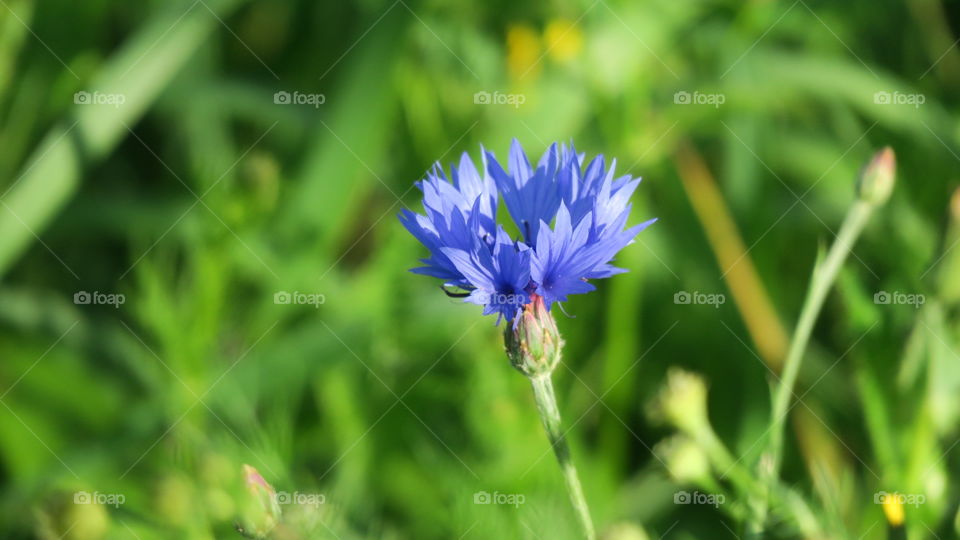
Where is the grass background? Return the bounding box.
[0,0,959,538]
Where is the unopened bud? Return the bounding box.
[504,294,563,377]
[243,464,274,496]
[857,147,896,205]
[649,368,709,435]
[237,464,280,538]
[655,435,711,484]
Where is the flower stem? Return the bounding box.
[768,200,873,474]
[529,373,596,540]
[753,199,875,531]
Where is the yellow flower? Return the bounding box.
[544,18,583,62]
[881,493,905,527]
[507,24,541,80]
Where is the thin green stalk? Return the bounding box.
[749,201,873,535]
[530,373,596,540]
[749,148,895,535]
[751,187,888,534]
[694,424,760,500]
[768,199,874,475]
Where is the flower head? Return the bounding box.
[401,139,655,322]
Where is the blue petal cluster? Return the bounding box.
[401,139,656,323]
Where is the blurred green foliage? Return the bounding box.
[1,0,959,538]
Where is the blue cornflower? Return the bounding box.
[399,152,497,289]
[401,139,656,322]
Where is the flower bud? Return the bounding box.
[654,435,711,485]
[649,368,709,435]
[237,464,280,538]
[857,147,896,205]
[504,294,563,377]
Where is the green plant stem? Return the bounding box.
[693,426,759,500]
[530,373,596,540]
[690,423,827,537]
[769,200,873,472]
[754,199,875,530]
